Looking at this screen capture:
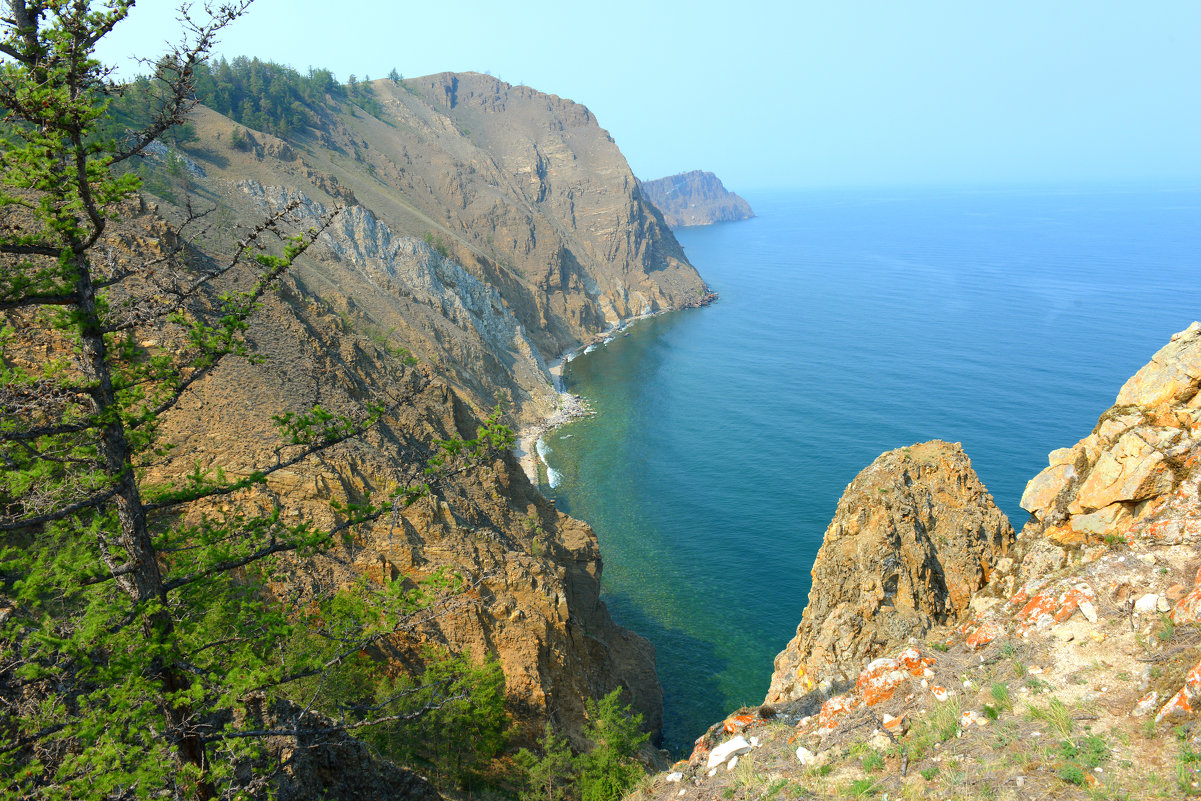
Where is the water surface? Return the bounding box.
[542,183,1201,752]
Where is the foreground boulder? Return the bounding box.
[765,441,1014,703]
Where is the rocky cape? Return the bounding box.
[633,323,1201,800]
[638,170,754,228]
[127,72,716,754]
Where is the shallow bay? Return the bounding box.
[541,183,1201,753]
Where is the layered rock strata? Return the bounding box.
[765,441,1014,704]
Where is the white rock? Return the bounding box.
[706,736,752,769]
[750,736,759,747]
[678,791,686,797]
[707,769,716,778]
[1135,593,1161,614]
[666,772,683,783]
[1158,596,1172,613]
[727,756,739,771]
[1079,599,1098,623]
[796,746,819,766]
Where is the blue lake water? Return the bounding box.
[539,183,1201,753]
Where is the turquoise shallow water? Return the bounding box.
[540,183,1201,753]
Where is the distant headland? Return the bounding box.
[639,170,755,228]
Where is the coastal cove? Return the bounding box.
[537,182,1201,754]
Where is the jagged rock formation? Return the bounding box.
[765,441,1014,703]
[1017,321,1201,550]
[638,170,754,228]
[644,323,1201,801]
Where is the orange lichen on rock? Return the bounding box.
[966,621,1001,650]
[818,694,860,732]
[856,658,910,706]
[895,648,935,676]
[1157,659,1201,723]
[723,714,757,734]
[1016,589,1061,635]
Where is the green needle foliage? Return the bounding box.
[0,2,515,799]
[516,689,650,801]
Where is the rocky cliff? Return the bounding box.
[765,441,1014,703]
[129,73,694,746]
[636,323,1201,800]
[638,171,754,228]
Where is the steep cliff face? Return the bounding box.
[765,441,1014,703]
[647,324,1201,801]
[638,170,754,228]
[127,75,688,744]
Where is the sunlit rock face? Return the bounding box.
[765,440,1014,704]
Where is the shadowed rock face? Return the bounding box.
[765,441,1014,703]
[638,171,754,228]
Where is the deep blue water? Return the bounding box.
[540,183,1201,753]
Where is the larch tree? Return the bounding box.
[0,2,511,798]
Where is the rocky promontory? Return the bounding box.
[638,170,754,228]
[765,441,1015,703]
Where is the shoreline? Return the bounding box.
[514,303,710,484]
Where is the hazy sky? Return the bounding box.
[96,1,1201,191]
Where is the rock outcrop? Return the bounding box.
[765,441,1014,703]
[1018,321,1201,546]
[638,170,754,228]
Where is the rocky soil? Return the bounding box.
[634,323,1201,800]
[638,171,755,229]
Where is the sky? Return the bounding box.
[95,1,1201,191]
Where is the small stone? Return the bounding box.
[666,772,683,783]
[1135,593,1162,614]
[1159,596,1172,613]
[869,731,891,751]
[1079,599,1099,623]
[726,756,738,771]
[707,768,716,778]
[795,746,821,766]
